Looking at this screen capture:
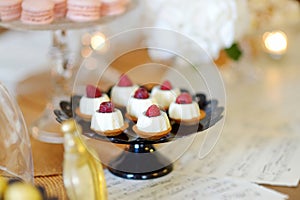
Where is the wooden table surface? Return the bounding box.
[16,49,300,199]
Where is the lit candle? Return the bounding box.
[262,30,288,59]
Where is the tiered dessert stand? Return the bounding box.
[0,0,139,144]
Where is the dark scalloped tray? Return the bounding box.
[54,92,224,144]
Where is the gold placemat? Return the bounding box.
[31,138,64,176]
[35,175,67,200]
[31,138,66,199]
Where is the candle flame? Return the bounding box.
[263,31,288,55]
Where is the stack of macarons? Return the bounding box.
[100,0,127,16]
[0,0,22,22]
[0,0,130,24]
[66,0,101,22]
[21,0,55,24]
[53,0,67,19]
[66,0,128,21]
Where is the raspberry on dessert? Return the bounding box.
[99,101,114,113]
[86,85,102,98]
[160,80,172,90]
[145,105,161,117]
[176,92,193,104]
[117,74,133,87]
[134,87,149,99]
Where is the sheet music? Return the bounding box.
[175,129,300,186]
[106,171,287,200]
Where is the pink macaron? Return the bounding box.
[0,0,22,22]
[100,0,126,16]
[21,0,55,25]
[52,0,67,19]
[67,0,101,22]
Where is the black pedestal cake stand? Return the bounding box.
[54,92,224,180]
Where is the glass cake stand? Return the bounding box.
[0,0,139,144]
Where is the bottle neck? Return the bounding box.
[64,133,86,154]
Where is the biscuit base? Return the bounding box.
[170,110,206,125]
[91,123,129,137]
[75,108,92,121]
[132,125,171,140]
[125,113,138,122]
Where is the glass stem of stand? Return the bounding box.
[51,30,72,98]
[31,30,74,144]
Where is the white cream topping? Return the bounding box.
[151,86,180,108]
[136,111,170,133]
[90,109,124,132]
[168,101,200,120]
[79,94,110,116]
[126,97,156,118]
[111,85,138,107]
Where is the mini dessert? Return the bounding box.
[126,87,156,121]
[91,101,128,136]
[168,92,206,125]
[133,105,171,140]
[21,0,55,25]
[110,74,138,108]
[100,0,126,16]
[67,0,101,22]
[151,80,180,110]
[0,0,21,22]
[77,84,110,119]
[52,0,66,19]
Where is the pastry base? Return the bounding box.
[132,125,171,140]
[125,113,138,122]
[171,110,206,125]
[91,123,129,137]
[75,108,92,120]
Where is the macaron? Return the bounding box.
[52,0,66,19]
[21,0,55,25]
[100,0,126,16]
[67,0,101,22]
[0,0,22,22]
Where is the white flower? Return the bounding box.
[144,0,249,61]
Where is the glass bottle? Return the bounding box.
[61,119,107,200]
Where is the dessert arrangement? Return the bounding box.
[85,75,205,140]
[54,74,223,179]
[0,0,129,24]
[55,74,223,143]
